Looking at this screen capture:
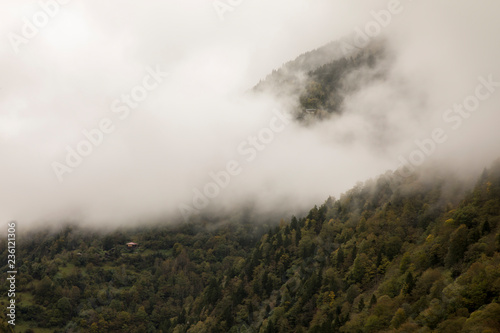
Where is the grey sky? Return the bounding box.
[1,0,499,227]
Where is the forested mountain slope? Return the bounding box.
[253,39,386,119]
[1,160,500,332]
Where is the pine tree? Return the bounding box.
[370,294,377,307]
[336,247,344,269]
[481,219,491,235]
[445,225,468,267]
[402,272,415,295]
[358,296,365,312]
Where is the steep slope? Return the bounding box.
[1,161,499,332]
[253,39,387,120]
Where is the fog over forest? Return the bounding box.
[1,0,500,228]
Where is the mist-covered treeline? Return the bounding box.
[1,159,500,332]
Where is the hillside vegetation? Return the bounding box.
[254,40,386,119]
[1,160,500,332]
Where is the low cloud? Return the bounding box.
[0,0,499,228]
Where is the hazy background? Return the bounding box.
[1,0,499,227]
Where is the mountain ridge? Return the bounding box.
[1,159,499,332]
